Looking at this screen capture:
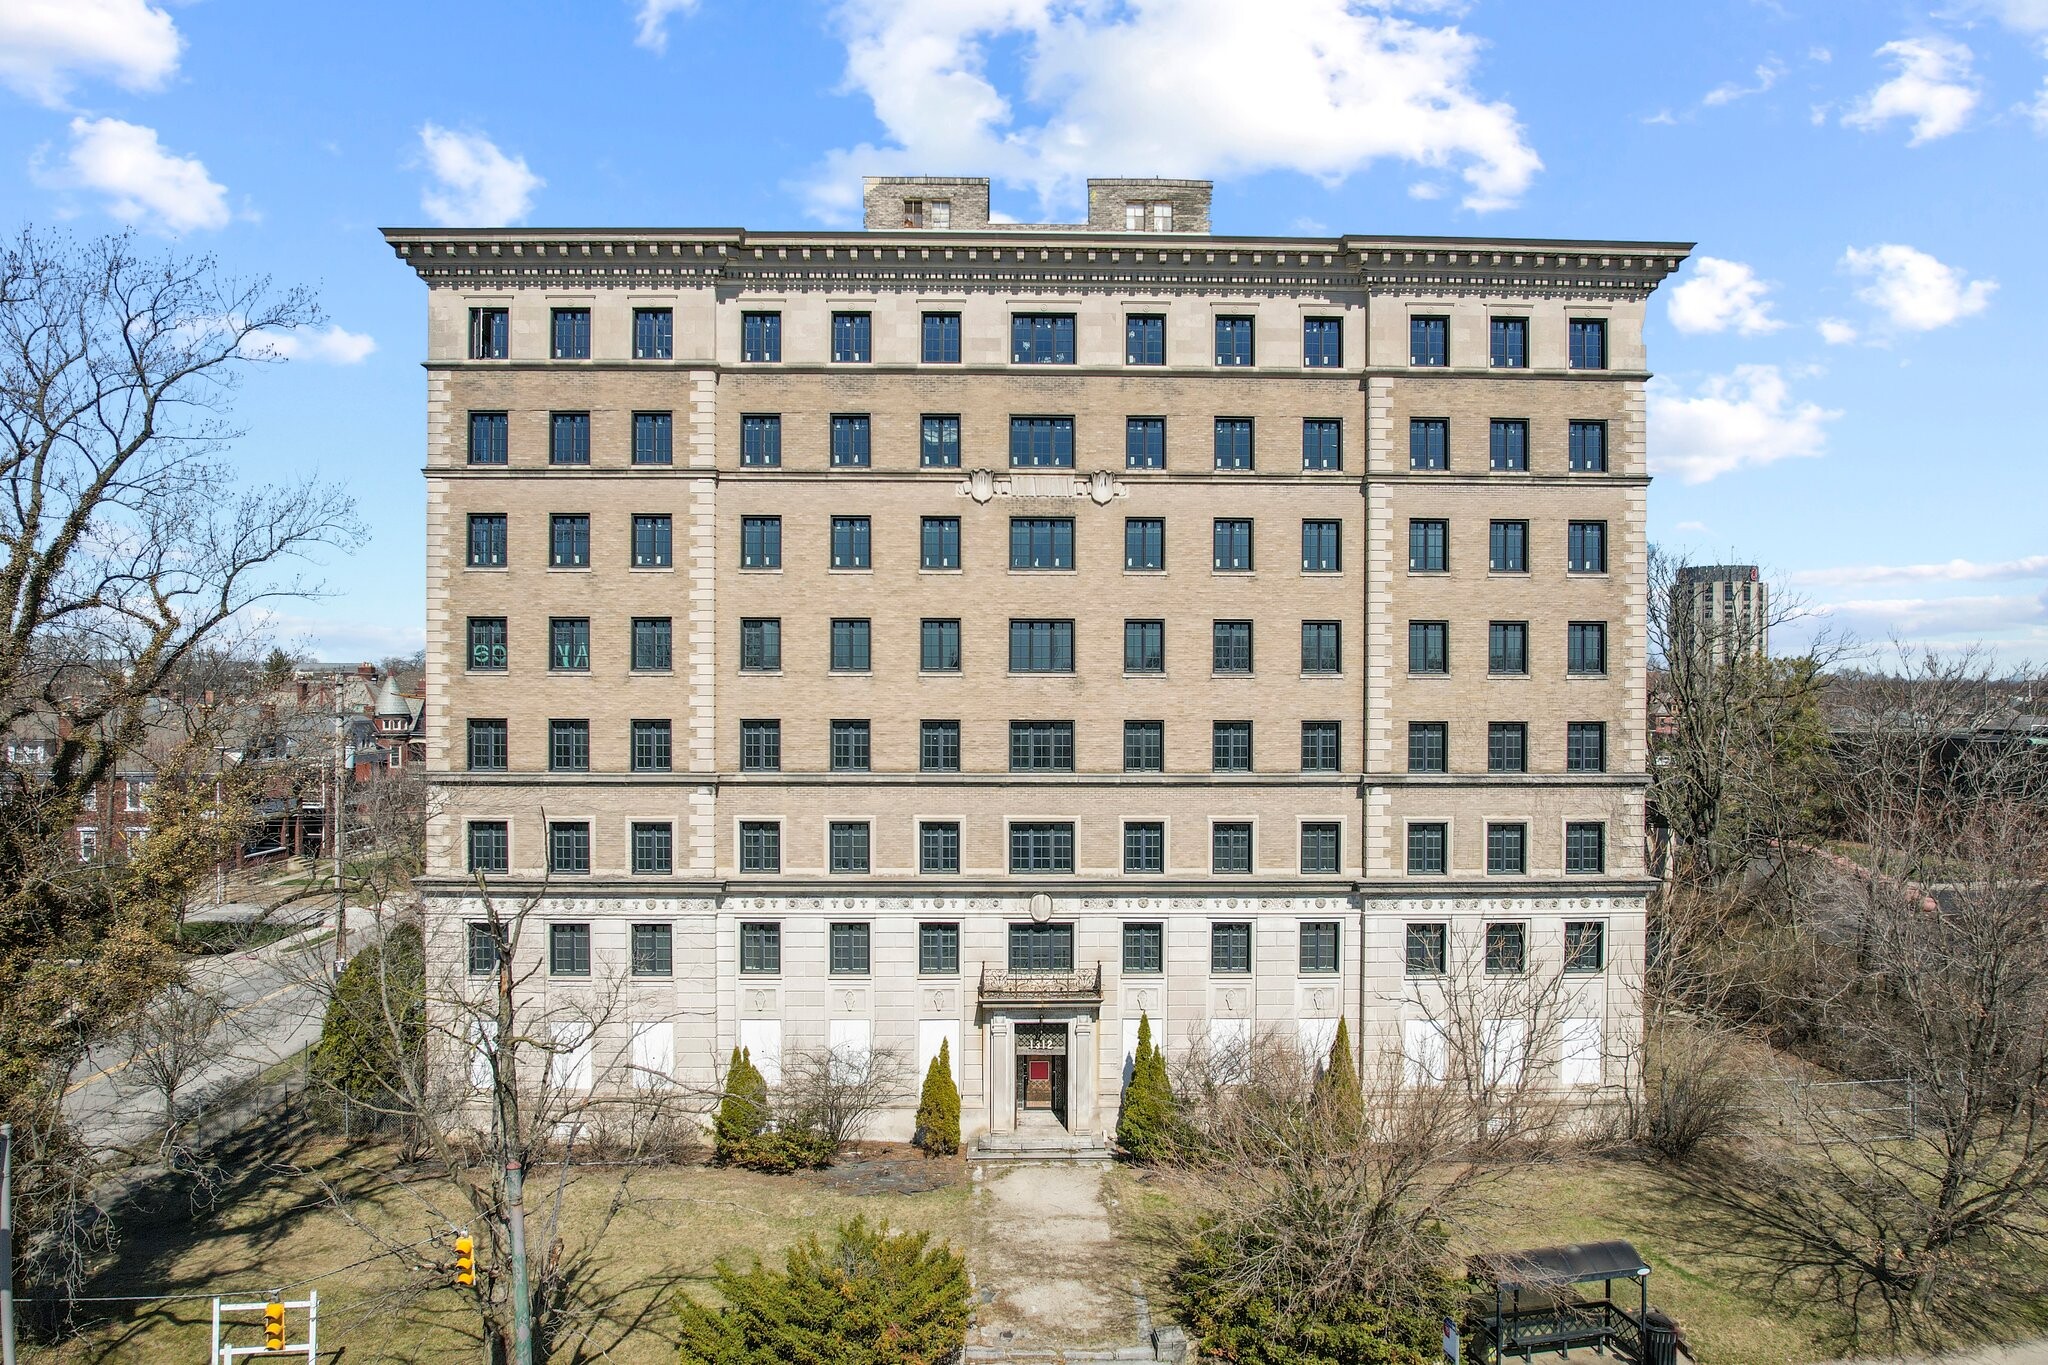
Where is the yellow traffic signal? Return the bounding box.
[264,1301,286,1350]
[455,1234,475,1287]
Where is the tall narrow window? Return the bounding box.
[1125,518,1165,571]
[1211,922,1253,974]
[1408,520,1447,573]
[740,415,782,467]
[632,308,673,360]
[1301,622,1341,674]
[1565,921,1607,972]
[740,826,781,875]
[468,412,508,465]
[829,618,871,672]
[1009,922,1075,969]
[921,312,961,364]
[1303,317,1343,368]
[469,308,508,360]
[830,824,871,874]
[921,415,961,467]
[1569,420,1608,473]
[740,516,781,569]
[1406,823,1447,875]
[1302,520,1341,572]
[1214,418,1254,470]
[1566,722,1607,773]
[1409,419,1448,471]
[469,822,509,874]
[631,720,672,772]
[740,720,781,772]
[1214,316,1255,366]
[1489,622,1528,675]
[1487,722,1527,774]
[549,515,590,568]
[1126,418,1165,470]
[1213,519,1253,571]
[632,411,673,465]
[920,827,961,876]
[921,517,961,570]
[739,920,782,967]
[467,720,508,771]
[548,720,589,772]
[829,721,871,772]
[1124,823,1165,875]
[920,721,961,772]
[632,514,672,568]
[1405,923,1447,975]
[1125,314,1165,365]
[1010,417,1074,468]
[550,918,593,969]
[1410,316,1448,366]
[829,923,871,973]
[1490,521,1528,573]
[1124,620,1165,674]
[1301,721,1341,772]
[829,415,870,468]
[632,918,674,967]
[1212,721,1252,772]
[830,516,871,569]
[830,312,871,363]
[1569,521,1608,573]
[550,308,590,360]
[1407,722,1447,773]
[1408,622,1448,675]
[1566,823,1607,874]
[1300,827,1341,877]
[1011,314,1076,364]
[1486,922,1528,973]
[549,618,590,672]
[1124,720,1164,772]
[549,412,590,466]
[1568,318,1607,370]
[1008,824,1075,875]
[1489,419,1528,471]
[467,514,508,567]
[1489,317,1527,368]
[467,618,508,672]
[738,618,779,671]
[921,619,961,672]
[1302,420,1342,471]
[1568,623,1608,675]
[741,311,781,363]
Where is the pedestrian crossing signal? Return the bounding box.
[264,1301,286,1350]
[455,1234,475,1287]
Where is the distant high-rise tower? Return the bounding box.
[1673,564,1768,664]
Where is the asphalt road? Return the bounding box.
[63,914,370,1158]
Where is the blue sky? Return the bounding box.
[3,0,2043,665]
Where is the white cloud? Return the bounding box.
[417,124,543,227]
[631,0,698,53]
[1673,520,1711,534]
[1842,243,1995,331]
[35,116,228,232]
[1704,58,1786,106]
[1666,256,1784,336]
[805,0,1542,220]
[256,325,378,366]
[1808,46,1833,63]
[0,0,180,107]
[1648,365,1841,484]
[1812,592,2047,638]
[1791,555,2048,589]
[1842,37,1980,144]
[1817,317,1859,345]
[1407,182,1444,200]
[2028,78,2048,133]
[1944,0,2048,33]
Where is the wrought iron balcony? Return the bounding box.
[977,962,1103,1005]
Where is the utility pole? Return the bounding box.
[3,1122,17,1365]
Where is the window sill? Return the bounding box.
[1406,671,1451,680]
[919,669,963,678]
[1124,567,1167,575]
[1408,569,1449,577]
[828,670,874,677]
[1300,671,1344,680]
[631,669,676,677]
[1487,570,1532,578]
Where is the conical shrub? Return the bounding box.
[914,1039,961,1155]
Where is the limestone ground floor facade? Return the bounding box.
[421,889,1647,1144]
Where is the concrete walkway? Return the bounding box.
[969,1163,1147,1355]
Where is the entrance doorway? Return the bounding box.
[1013,1022,1068,1128]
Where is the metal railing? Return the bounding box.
[977,962,1103,1003]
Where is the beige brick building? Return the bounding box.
[385,177,1689,1148]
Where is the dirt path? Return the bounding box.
[969,1164,1145,1353]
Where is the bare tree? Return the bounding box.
[115,981,235,1161]
[1686,652,2048,1349]
[1646,547,1844,888]
[774,1041,908,1152]
[299,849,711,1365]
[0,226,362,1285]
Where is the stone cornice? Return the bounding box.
[383,228,1692,301]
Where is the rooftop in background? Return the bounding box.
[862,176,1214,233]
[1676,565,1763,584]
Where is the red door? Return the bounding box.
[1025,1058,1052,1107]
